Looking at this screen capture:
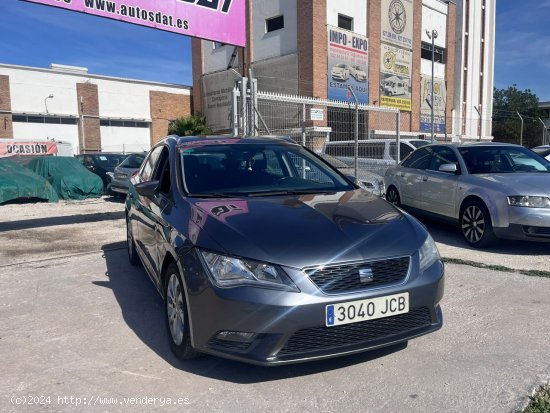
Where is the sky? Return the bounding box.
[0,0,549,101]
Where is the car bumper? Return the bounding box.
[180,250,444,365]
[109,180,130,194]
[494,207,550,241]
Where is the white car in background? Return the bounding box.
[532,145,550,161]
[349,65,367,82]
[331,64,349,81]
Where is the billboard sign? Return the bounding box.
[420,75,446,133]
[381,0,414,49]
[380,44,411,111]
[202,69,241,132]
[23,0,246,46]
[327,26,369,104]
[0,141,58,157]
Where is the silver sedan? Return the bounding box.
[384,143,550,247]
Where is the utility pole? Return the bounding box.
[426,29,438,143]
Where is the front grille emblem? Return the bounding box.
[359,268,374,283]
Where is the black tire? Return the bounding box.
[459,200,496,248]
[126,217,141,266]
[164,263,198,360]
[386,186,401,206]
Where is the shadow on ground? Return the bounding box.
[99,242,407,384]
[0,211,125,232]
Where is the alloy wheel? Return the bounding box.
[166,273,185,346]
[461,205,485,244]
[386,188,400,205]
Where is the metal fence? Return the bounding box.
[232,79,413,183]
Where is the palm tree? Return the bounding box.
[168,114,213,136]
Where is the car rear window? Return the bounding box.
[119,154,146,169]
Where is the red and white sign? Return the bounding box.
[23,0,246,46]
[0,141,58,157]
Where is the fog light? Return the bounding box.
[215,331,256,343]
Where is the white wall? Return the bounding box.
[251,0,297,62]
[421,0,448,47]
[326,0,367,36]
[100,126,151,153]
[12,123,79,154]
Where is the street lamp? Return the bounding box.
[426,29,438,143]
[44,94,54,114]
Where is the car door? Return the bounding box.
[397,147,433,209]
[422,146,461,217]
[131,145,164,275]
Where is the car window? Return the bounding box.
[428,147,459,171]
[119,154,146,169]
[154,148,171,195]
[459,146,550,174]
[359,143,386,159]
[401,147,432,170]
[389,142,416,161]
[180,142,353,195]
[94,154,126,168]
[140,146,163,182]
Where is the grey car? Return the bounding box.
[108,153,146,195]
[384,143,550,247]
[125,135,444,365]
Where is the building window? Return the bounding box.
[266,15,284,33]
[421,42,445,63]
[338,14,354,31]
[12,114,77,124]
[99,118,149,128]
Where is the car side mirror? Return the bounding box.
[135,180,159,198]
[439,163,459,174]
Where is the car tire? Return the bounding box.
[164,263,198,360]
[126,217,141,266]
[460,200,496,248]
[386,186,401,206]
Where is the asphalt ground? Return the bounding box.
[0,197,549,412]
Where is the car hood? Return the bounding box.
[332,68,346,74]
[473,173,550,195]
[190,190,425,269]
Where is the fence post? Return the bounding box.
[538,118,546,146]
[396,110,401,163]
[516,111,524,146]
[232,85,239,137]
[240,78,248,136]
[346,86,359,179]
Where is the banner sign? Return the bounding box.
[327,26,369,104]
[381,0,414,49]
[23,0,246,46]
[0,141,58,157]
[379,44,412,111]
[202,69,241,132]
[420,75,447,133]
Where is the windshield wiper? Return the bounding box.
[247,190,337,197]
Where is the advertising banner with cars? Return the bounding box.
[0,141,58,157]
[327,26,369,104]
[23,0,246,46]
[379,44,412,111]
[420,75,446,133]
[381,0,414,49]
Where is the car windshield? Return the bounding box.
[180,142,354,196]
[459,146,550,174]
[94,154,127,167]
[119,154,146,169]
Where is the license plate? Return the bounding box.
[326,292,409,327]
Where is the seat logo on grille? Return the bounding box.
[359,268,374,283]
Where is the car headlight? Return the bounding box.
[419,234,441,273]
[507,196,550,208]
[198,250,299,292]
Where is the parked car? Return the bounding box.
[27,156,103,200]
[381,76,409,96]
[532,145,550,161]
[320,153,384,196]
[125,135,444,365]
[384,143,550,247]
[76,153,128,191]
[108,153,146,196]
[331,63,349,81]
[349,65,367,82]
[0,158,59,204]
[325,138,429,176]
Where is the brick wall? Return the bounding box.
[0,75,13,139]
[149,91,192,144]
[191,39,203,115]
[410,0,423,132]
[76,83,100,153]
[368,0,381,107]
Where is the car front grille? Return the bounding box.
[278,307,431,357]
[207,337,252,353]
[523,226,550,238]
[304,256,410,294]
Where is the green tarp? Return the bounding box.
[0,158,59,204]
[26,157,103,200]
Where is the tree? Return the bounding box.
[168,114,212,136]
[492,85,545,148]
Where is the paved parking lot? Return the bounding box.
[1,198,549,412]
